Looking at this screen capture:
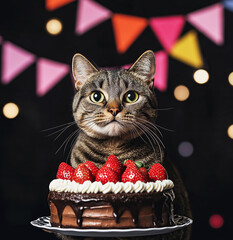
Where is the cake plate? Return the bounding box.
[31,215,192,237]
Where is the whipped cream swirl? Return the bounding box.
[49,179,174,194]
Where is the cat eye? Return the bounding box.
[90,91,105,103]
[124,91,139,103]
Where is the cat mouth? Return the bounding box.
[107,119,124,127]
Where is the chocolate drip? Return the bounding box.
[48,190,174,228]
[111,202,125,223]
[68,203,84,227]
[51,200,66,226]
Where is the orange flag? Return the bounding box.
[46,0,75,11]
[112,14,148,54]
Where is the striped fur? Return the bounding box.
[70,61,162,168]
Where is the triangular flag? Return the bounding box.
[122,63,132,69]
[76,0,112,35]
[154,51,168,91]
[2,41,35,84]
[45,0,75,11]
[169,30,203,68]
[187,3,224,45]
[150,15,185,52]
[37,58,70,96]
[112,14,148,54]
[224,0,233,12]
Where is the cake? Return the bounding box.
[48,156,175,229]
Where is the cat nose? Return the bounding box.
[107,108,120,116]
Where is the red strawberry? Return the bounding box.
[105,155,123,176]
[96,166,120,184]
[123,159,137,169]
[121,166,145,183]
[72,164,94,184]
[148,163,167,181]
[84,161,99,178]
[139,167,151,183]
[56,162,75,180]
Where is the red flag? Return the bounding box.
[46,0,75,11]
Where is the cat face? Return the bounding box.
[72,51,158,139]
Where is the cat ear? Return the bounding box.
[129,50,156,88]
[72,53,99,90]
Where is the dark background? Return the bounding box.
[0,0,232,239]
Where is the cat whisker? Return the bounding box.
[63,129,80,156]
[53,124,77,141]
[135,122,164,161]
[55,129,80,155]
[136,117,163,137]
[43,122,76,139]
[81,120,98,133]
[79,117,96,124]
[130,123,148,145]
[131,122,159,160]
[80,118,97,127]
[135,119,165,150]
[136,121,165,149]
[155,123,175,132]
[66,131,79,163]
[42,121,76,132]
[136,123,162,161]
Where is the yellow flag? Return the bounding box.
[169,30,203,68]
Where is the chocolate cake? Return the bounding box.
[48,179,175,229]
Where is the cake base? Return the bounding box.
[48,190,175,229]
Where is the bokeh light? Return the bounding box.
[227,124,233,139]
[3,102,19,119]
[228,72,233,86]
[193,69,209,84]
[209,214,224,229]
[178,141,194,157]
[174,85,190,101]
[46,18,63,35]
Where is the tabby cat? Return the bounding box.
[59,50,192,240]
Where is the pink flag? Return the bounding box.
[150,15,185,52]
[76,0,112,35]
[187,3,224,45]
[2,41,35,84]
[37,58,70,96]
[154,51,168,91]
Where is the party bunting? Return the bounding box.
[45,0,75,11]
[224,0,233,12]
[75,0,112,35]
[112,14,148,54]
[187,3,224,45]
[122,64,132,69]
[37,58,70,96]
[2,1,227,95]
[150,15,185,52]
[2,41,35,84]
[111,51,168,91]
[169,30,204,68]
[154,51,168,91]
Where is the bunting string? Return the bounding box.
[46,1,224,52]
[0,1,226,96]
